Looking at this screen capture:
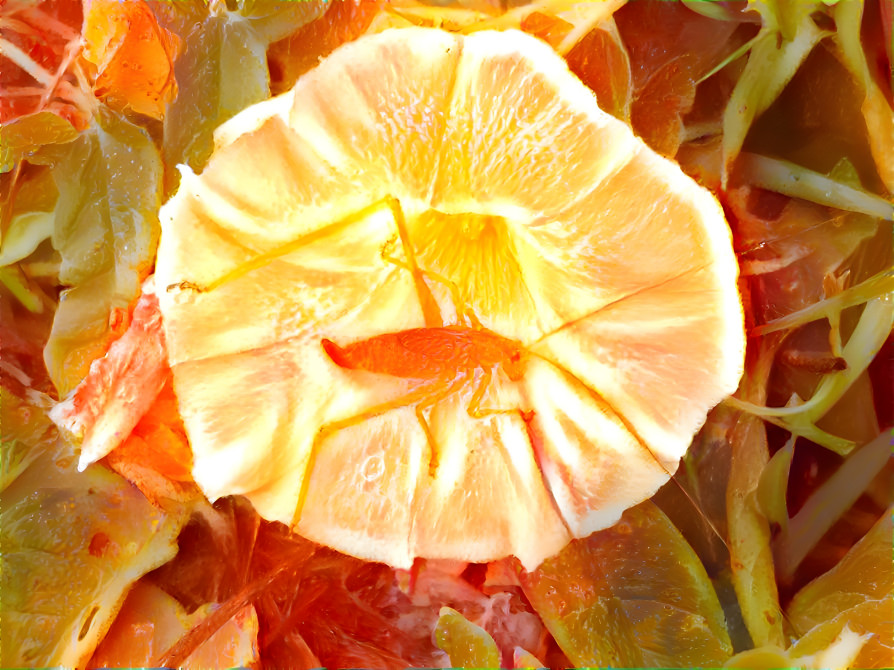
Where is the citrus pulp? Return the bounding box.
[155,27,745,569]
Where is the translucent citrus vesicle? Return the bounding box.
[155,28,745,569]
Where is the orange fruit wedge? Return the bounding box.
[87,581,259,669]
[155,27,744,570]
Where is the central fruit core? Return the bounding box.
[406,209,535,326]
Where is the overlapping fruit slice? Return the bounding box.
[155,27,744,569]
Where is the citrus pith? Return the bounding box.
[155,27,745,569]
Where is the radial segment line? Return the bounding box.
[502,408,576,539]
[520,415,576,538]
[171,197,402,293]
[523,260,714,350]
[537,354,730,549]
[426,35,463,205]
[168,259,408,367]
[541,355,661,467]
[293,377,448,527]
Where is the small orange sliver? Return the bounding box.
[155,28,745,570]
[82,0,180,119]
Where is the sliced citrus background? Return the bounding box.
[517,501,733,667]
[155,27,744,570]
[434,606,502,668]
[785,510,894,668]
[87,580,259,669]
[1,399,184,668]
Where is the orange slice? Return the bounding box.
[155,27,744,570]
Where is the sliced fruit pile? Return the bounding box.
[2,0,892,668]
[153,25,744,570]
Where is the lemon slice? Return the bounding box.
[155,27,744,570]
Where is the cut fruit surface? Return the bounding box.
[155,27,744,569]
[87,581,259,669]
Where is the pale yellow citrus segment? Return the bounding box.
[522,358,669,536]
[404,27,643,344]
[296,408,429,569]
[521,146,734,332]
[170,343,331,518]
[158,199,427,366]
[528,148,743,461]
[186,114,365,248]
[286,28,461,201]
[212,89,294,152]
[533,264,741,463]
[409,391,571,570]
[433,30,636,216]
[170,336,419,522]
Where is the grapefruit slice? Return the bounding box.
[87,581,259,669]
[155,28,744,570]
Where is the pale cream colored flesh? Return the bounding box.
[155,28,744,570]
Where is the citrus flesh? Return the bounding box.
[87,581,259,669]
[155,27,744,570]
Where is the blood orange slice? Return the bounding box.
[155,27,744,569]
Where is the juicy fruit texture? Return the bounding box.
[518,501,733,667]
[51,278,168,471]
[435,606,502,668]
[785,511,894,668]
[82,0,180,119]
[155,28,744,569]
[87,581,259,669]
[0,436,183,668]
[43,110,163,398]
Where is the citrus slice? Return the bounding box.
[87,581,259,669]
[1,433,184,668]
[155,27,744,570]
